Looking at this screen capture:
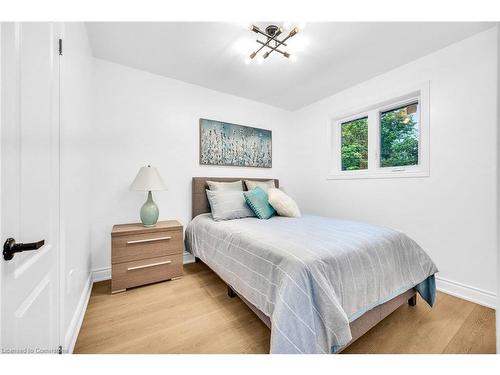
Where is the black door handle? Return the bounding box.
[3,238,45,261]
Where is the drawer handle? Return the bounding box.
[126,236,172,245]
[127,260,172,271]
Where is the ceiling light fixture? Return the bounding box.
[246,23,301,63]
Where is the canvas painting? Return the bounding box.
[199,118,272,168]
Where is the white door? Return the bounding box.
[0,22,61,354]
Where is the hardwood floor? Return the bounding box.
[74,262,496,354]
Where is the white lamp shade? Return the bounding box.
[130,166,167,191]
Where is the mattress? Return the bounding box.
[185,213,438,354]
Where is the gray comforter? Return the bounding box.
[185,214,438,354]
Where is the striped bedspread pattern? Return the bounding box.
[185,214,438,354]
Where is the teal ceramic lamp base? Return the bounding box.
[140,191,159,227]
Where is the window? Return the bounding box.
[328,83,429,179]
[341,117,368,171]
[380,102,419,168]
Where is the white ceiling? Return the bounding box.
[86,22,494,110]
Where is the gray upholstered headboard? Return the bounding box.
[192,177,279,219]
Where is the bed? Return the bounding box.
[185,177,438,354]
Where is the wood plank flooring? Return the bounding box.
[74,262,496,354]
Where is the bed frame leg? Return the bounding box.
[227,285,236,298]
[408,294,417,306]
[194,257,201,263]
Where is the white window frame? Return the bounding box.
[327,82,430,180]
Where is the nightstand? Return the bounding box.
[111,220,183,293]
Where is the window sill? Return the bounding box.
[327,168,429,180]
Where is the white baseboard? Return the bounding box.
[435,276,497,309]
[92,251,196,282]
[183,251,196,264]
[92,266,111,282]
[90,263,496,311]
[64,273,93,353]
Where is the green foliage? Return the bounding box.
[340,105,419,171]
[380,107,419,167]
[341,118,368,171]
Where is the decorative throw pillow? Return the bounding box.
[244,179,276,193]
[267,188,301,217]
[206,190,255,221]
[243,187,276,219]
[207,180,243,191]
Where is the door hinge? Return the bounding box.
[58,345,62,354]
[58,39,62,56]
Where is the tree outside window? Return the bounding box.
[380,103,419,168]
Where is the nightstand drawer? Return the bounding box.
[112,254,183,292]
[112,229,183,264]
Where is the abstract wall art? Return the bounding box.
[199,118,272,168]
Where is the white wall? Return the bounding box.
[89,59,292,274]
[287,27,498,308]
[60,22,93,352]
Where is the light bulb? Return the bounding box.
[250,24,260,33]
[236,22,253,30]
[298,22,307,31]
[245,56,252,64]
[290,55,297,62]
[283,21,292,30]
[289,27,299,37]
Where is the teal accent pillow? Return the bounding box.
[243,187,276,219]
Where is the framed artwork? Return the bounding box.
[199,118,272,168]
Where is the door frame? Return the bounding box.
[0,21,3,350]
[57,22,65,352]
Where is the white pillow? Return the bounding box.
[267,188,301,217]
[206,189,255,221]
[245,179,276,193]
[207,180,243,191]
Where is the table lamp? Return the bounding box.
[130,165,167,227]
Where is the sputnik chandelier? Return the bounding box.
[246,23,301,63]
